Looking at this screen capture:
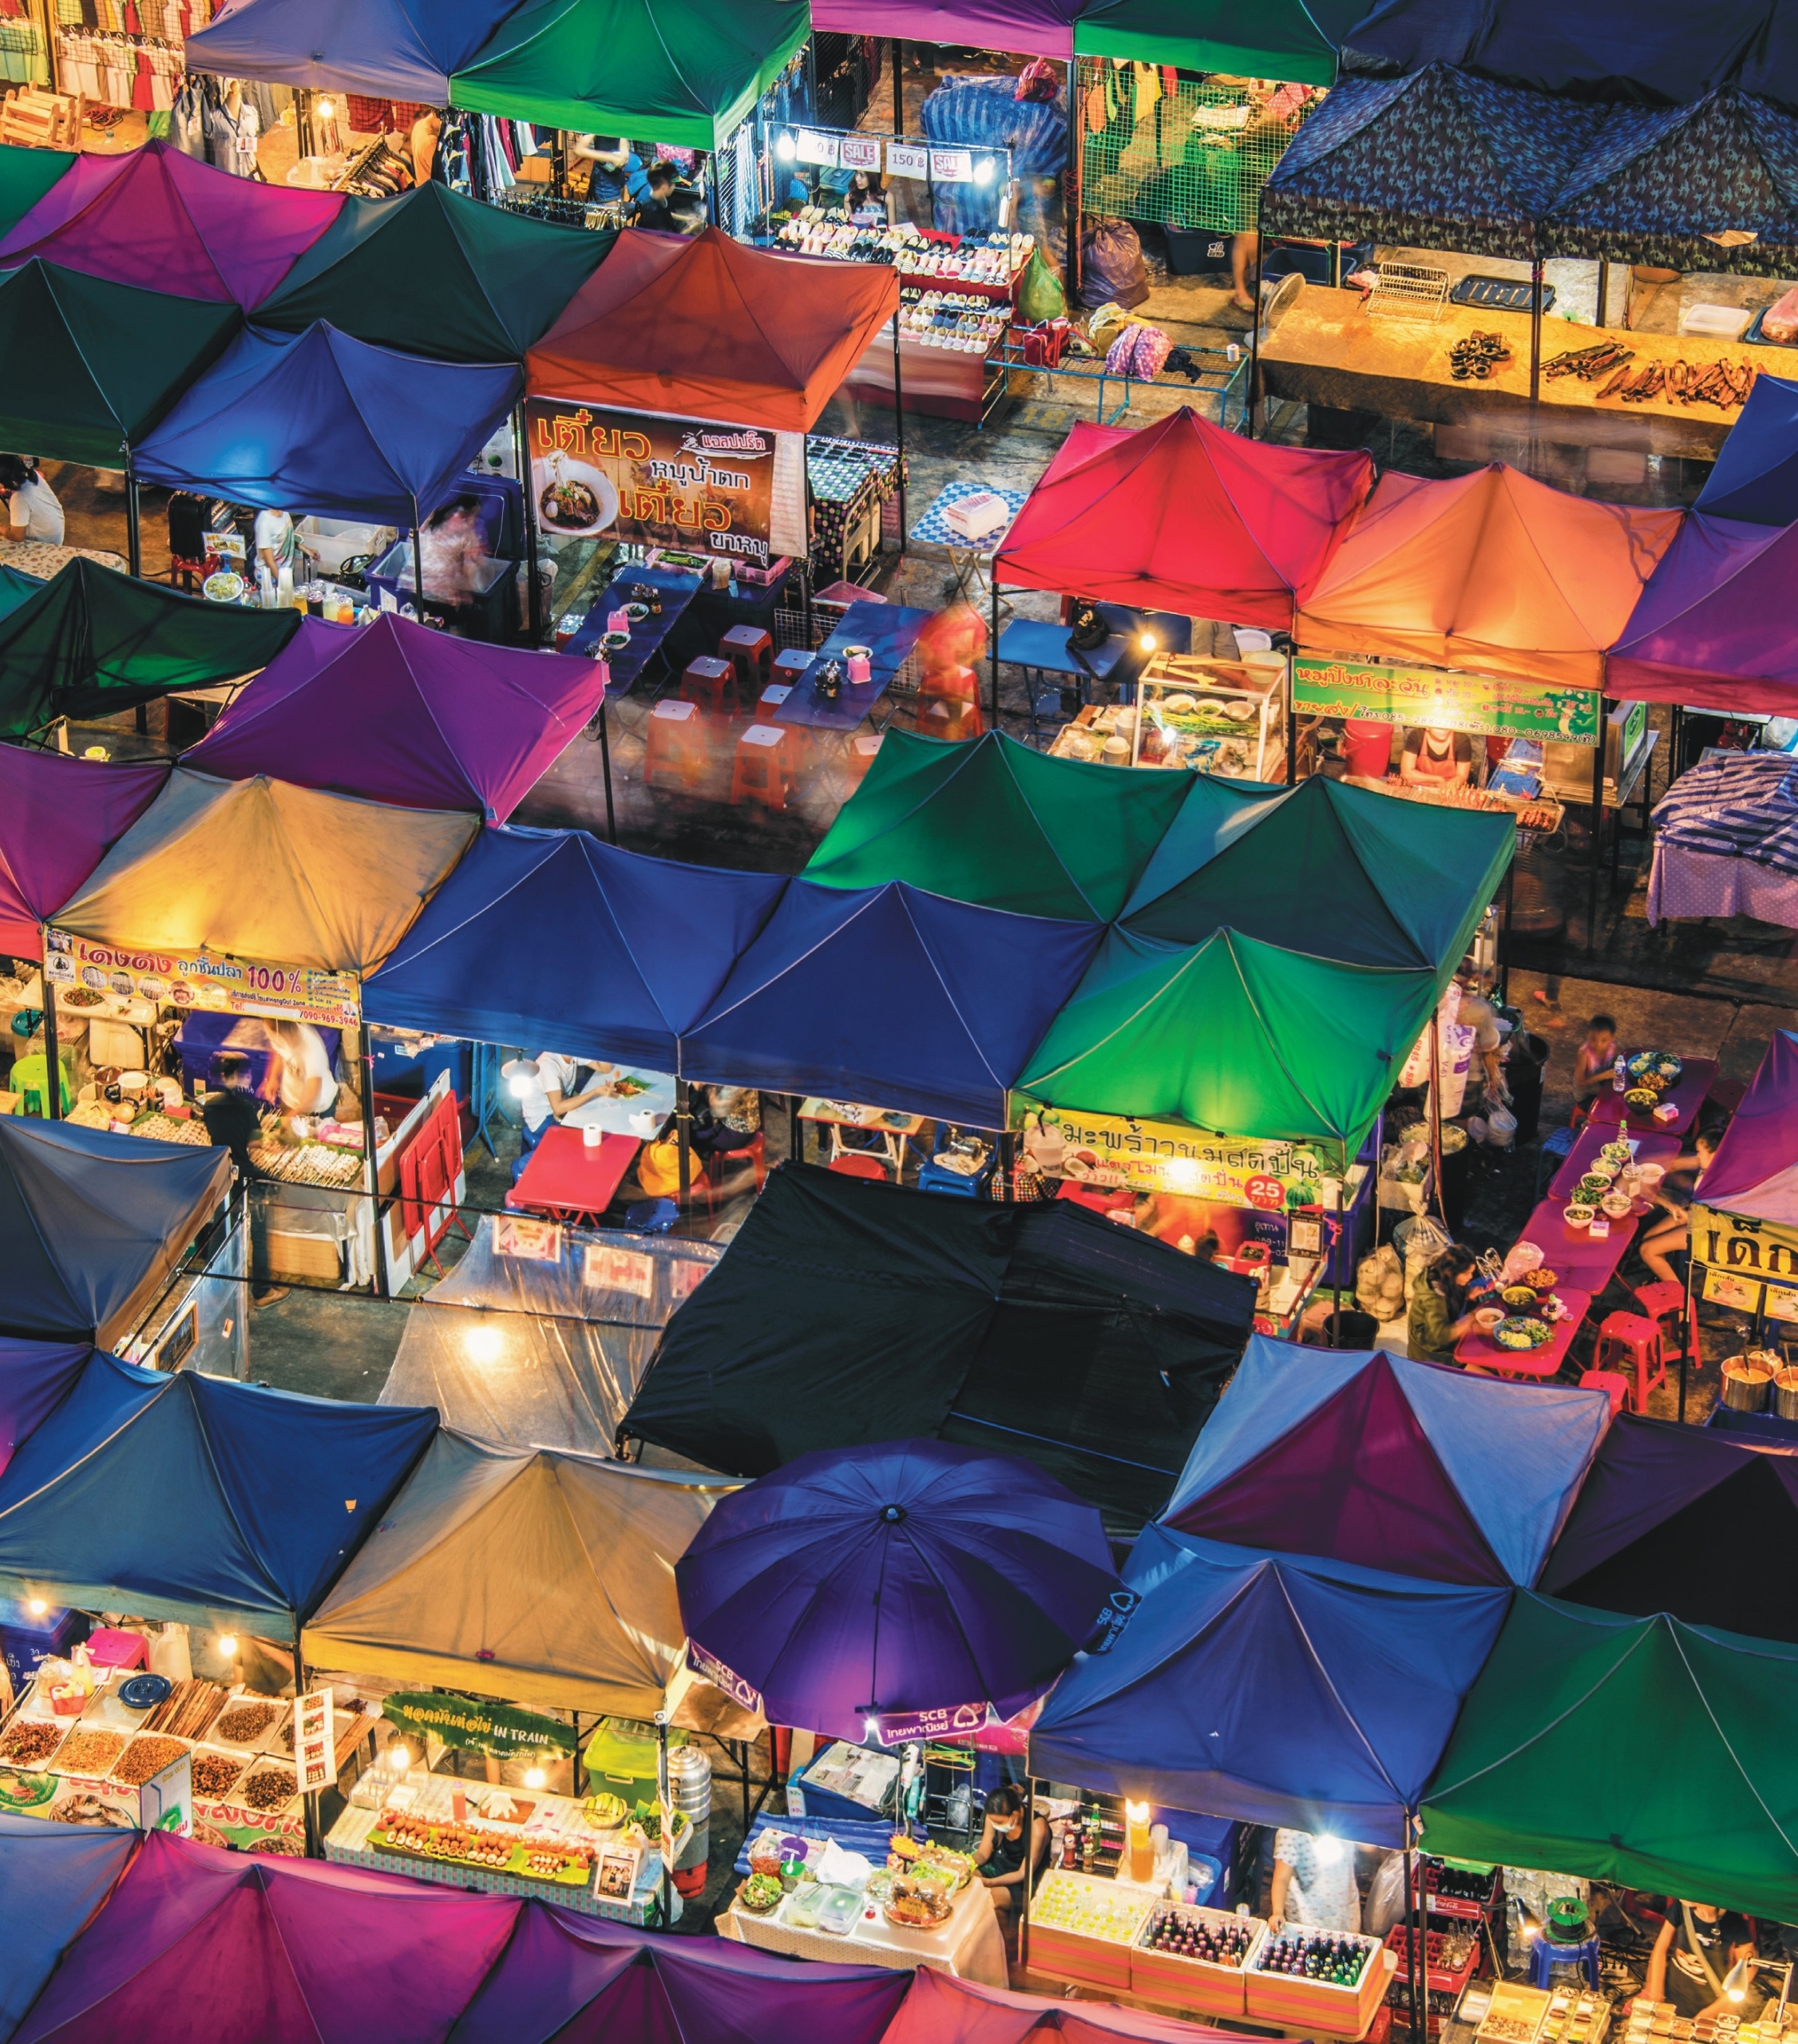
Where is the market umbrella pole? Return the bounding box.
[1285,641,1297,785]
[410,492,423,615]
[1587,711,1606,956]
[655,1711,674,1927]
[891,311,907,556]
[1329,1171,1345,1344]
[1681,1253,1695,1420]
[1429,1011,1447,1226]
[1062,66,1079,305]
[358,1021,390,1299]
[40,964,61,1121]
[1501,858,1515,1004]
[125,453,142,579]
[1246,195,1265,440]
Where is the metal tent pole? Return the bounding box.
[1020,1773,1036,1975]
[40,962,61,1120]
[410,491,424,613]
[125,453,142,578]
[989,576,1000,728]
[676,1079,693,1206]
[359,1021,390,1299]
[1501,857,1515,1004]
[891,310,907,557]
[655,1712,674,1927]
[296,1619,321,1856]
[595,687,617,843]
[514,402,543,644]
[1245,192,1265,438]
[1587,706,1606,956]
[1404,1842,1423,2044]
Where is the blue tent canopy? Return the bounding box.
[683,880,1101,1127]
[133,322,521,526]
[0,1353,437,1627]
[364,826,787,1072]
[0,1814,135,2044]
[0,1120,231,1351]
[184,0,520,100]
[1696,373,1798,525]
[0,1337,93,1477]
[1031,1523,1511,1844]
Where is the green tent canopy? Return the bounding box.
[0,564,42,622]
[0,260,240,469]
[0,144,74,240]
[257,183,612,362]
[1422,1596,1798,1921]
[1125,774,1514,971]
[451,0,811,151]
[1017,925,1436,1160]
[0,560,300,736]
[1073,0,1340,85]
[805,730,1190,923]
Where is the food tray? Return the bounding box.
[369,1814,595,1888]
[141,1679,228,1743]
[1131,1903,1269,2015]
[109,1734,192,1788]
[1246,1938,1392,2037]
[1450,275,1554,314]
[209,1697,290,1753]
[1745,308,1798,350]
[0,1718,67,1769]
[46,1728,129,1777]
[234,1764,299,1815]
[190,1746,250,1802]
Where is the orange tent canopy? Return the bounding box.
[1296,462,1681,690]
[525,225,900,434]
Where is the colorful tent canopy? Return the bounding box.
[528,226,901,434]
[810,0,1083,60]
[135,323,521,526]
[1421,1597,1798,1919]
[0,141,340,308]
[882,1967,1255,2044]
[1123,771,1512,969]
[259,183,612,362]
[1074,0,1340,81]
[0,1352,435,1626]
[1017,927,1438,1160]
[0,1119,230,1349]
[1698,1028,1798,1222]
[0,747,168,957]
[1297,462,1681,691]
[0,559,299,738]
[1608,513,1798,715]
[1541,90,1798,273]
[1541,1415,1798,1642]
[684,880,1099,1127]
[1162,1340,1608,1586]
[453,1902,910,2044]
[1031,1523,1511,1844]
[365,826,786,1069]
[305,1432,734,1715]
[1261,65,1608,260]
[1696,373,1798,525]
[804,729,1190,923]
[55,770,477,977]
[0,1339,97,1479]
[623,1162,1254,1528]
[184,0,521,99]
[0,562,38,620]
[993,407,1372,632]
[0,1815,134,2044]
[453,0,810,149]
[0,259,240,469]
[0,144,74,241]
[14,1830,517,2044]
[180,614,603,821]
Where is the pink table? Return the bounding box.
[1515,1196,1642,1293]
[1587,1057,1719,1138]
[1457,1287,1592,1380]
[1548,1125,1681,1202]
[510,1126,640,1227]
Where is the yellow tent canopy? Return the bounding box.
[303,1431,737,1717]
[53,770,476,976]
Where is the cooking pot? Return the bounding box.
[1721,1353,1776,1412]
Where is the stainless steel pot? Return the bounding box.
[1773,1367,1798,1422]
[1721,1354,1775,1412]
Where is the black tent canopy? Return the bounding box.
[620,1163,1256,1530]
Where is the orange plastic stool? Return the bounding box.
[771,648,815,692]
[756,682,794,721]
[730,723,792,810]
[919,695,985,742]
[829,1153,889,1181]
[1633,1278,1691,1363]
[1593,1311,1667,1414]
[644,697,707,791]
[680,655,737,718]
[846,732,883,787]
[1578,1369,1630,1419]
[719,624,773,703]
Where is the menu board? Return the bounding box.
[1293,655,1600,746]
[46,930,359,1028]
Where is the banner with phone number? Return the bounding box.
[46,930,359,1028]
[1011,1101,1339,1209]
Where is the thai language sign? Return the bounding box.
[381,1691,576,1758]
[1292,654,1600,745]
[1012,1102,1341,1208]
[45,930,358,1028]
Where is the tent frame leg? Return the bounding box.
[125,454,143,579]
[296,1620,321,1857]
[989,577,1000,728]
[1404,1841,1423,2044]
[41,966,61,1120]
[596,692,617,843]
[891,310,907,562]
[359,1022,390,1300]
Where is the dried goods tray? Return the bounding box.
[1384,1923,1483,1995]
[368,1816,595,1888]
[1450,275,1556,314]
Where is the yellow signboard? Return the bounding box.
[45,932,359,1029]
[1691,1204,1798,1281]
[1012,1103,1341,1209]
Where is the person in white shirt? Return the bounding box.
[253,505,299,584]
[0,456,64,544]
[512,1052,614,1177]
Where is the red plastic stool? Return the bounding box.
[1593,1311,1667,1414]
[644,697,707,791]
[828,1153,889,1180]
[756,681,794,721]
[680,655,737,718]
[719,624,772,703]
[771,647,815,692]
[730,723,792,810]
[1633,1278,1691,1364]
[1578,1369,1630,1419]
[919,695,985,742]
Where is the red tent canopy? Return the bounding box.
[525,225,899,433]
[992,406,1373,630]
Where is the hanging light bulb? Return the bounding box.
[774,133,797,163]
[216,1634,239,1660]
[1313,1834,1344,1865]
[501,1058,540,1100]
[1139,631,1158,653]
[26,1597,48,1617]
[1724,1960,1757,2006]
[315,95,337,121]
[524,1762,548,1789]
[1515,1899,1545,1944]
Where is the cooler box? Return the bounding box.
[0,1598,88,1696]
[1155,1808,1240,1901]
[1028,1868,1151,1990]
[1131,1902,1269,2016]
[582,1716,689,1807]
[1245,1939,1396,2037]
[788,1740,901,1824]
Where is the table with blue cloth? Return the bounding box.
[565,565,703,695]
[774,602,933,734]
[999,604,1192,731]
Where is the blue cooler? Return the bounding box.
[0,1598,88,1697]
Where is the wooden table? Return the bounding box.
[1457,1286,1592,1380]
[1548,1124,1682,1202]
[799,1098,929,1175]
[1587,1057,1719,1138]
[509,1126,640,1226]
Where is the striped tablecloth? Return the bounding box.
[1649,752,1798,928]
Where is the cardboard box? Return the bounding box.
[1246,1940,1395,2038]
[1131,1903,1267,2016]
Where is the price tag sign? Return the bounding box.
[294,1689,338,1794]
[795,129,840,166]
[494,1215,561,1263]
[929,148,974,182]
[1245,1174,1285,1211]
[885,140,929,178]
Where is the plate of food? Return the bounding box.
[1522,1266,1557,1292]
[537,459,618,538]
[1624,1087,1659,1111]
[1495,1316,1553,1351]
[202,570,244,604]
[1162,693,1196,713]
[739,1872,784,1914]
[1627,1052,1683,1084]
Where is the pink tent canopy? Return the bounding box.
[181,612,607,822]
[0,141,342,307]
[883,1966,1241,2044]
[1698,1028,1798,1225]
[993,407,1372,631]
[13,1830,517,2044]
[0,745,168,958]
[810,0,1081,56]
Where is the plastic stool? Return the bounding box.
[719,624,772,702]
[846,732,883,787]
[919,695,984,743]
[679,655,737,718]
[829,1153,889,1181]
[730,723,792,810]
[757,681,793,720]
[1633,1278,1691,1363]
[1529,1937,1602,1991]
[1594,1311,1667,1414]
[1578,1369,1630,1419]
[644,697,707,792]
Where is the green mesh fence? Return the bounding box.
[1077,65,1310,236]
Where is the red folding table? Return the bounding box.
[509,1127,640,1228]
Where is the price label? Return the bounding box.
[929,148,974,182]
[795,129,840,166]
[1245,1174,1285,1210]
[841,133,881,171]
[885,140,929,178]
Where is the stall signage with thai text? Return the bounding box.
[1012,1103,1340,1207]
[44,930,359,1028]
[381,1691,577,1758]
[1692,1204,1798,1281]
[1292,655,1600,745]
[526,399,776,566]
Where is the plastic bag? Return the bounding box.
[1017,247,1067,325]
[1363,1851,1407,1940]
[1355,1244,1405,1321]
[1080,218,1149,310]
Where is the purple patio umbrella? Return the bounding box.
[675,1439,1123,1741]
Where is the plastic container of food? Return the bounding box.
[818,1886,864,1935]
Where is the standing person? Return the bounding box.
[1271,1830,1362,1933]
[976,1786,1050,1933]
[1644,1902,1757,2018]
[568,135,641,205]
[254,504,299,585]
[0,456,64,543]
[200,1052,288,1307]
[631,162,680,232]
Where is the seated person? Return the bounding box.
[1408,1242,1486,1364]
[1638,1125,1723,1286]
[1400,726,1475,789]
[976,1786,1049,1929]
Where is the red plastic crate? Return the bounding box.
[1384,1925,1482,1998]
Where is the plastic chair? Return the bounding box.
[1529,1937,1602,1991]
[846,732,883,788]
[730,724,792,810]
[1634,1278,1691,1364]
[918,694,984,743]
[757,682,794,720]
[1535,1123,1578,1197]
[679,655,737,719]
[644,697,707,792]
[1593,1311,1668,1414]
[625,1198,679,1234]
[829,1153,889,1181]
[719,624,772,703]
[1578,1369,1630,1419]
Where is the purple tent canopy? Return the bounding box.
[810,0,1080,56]
[0,141,341,309]
[0,1814,137,2044]
[14,1829,518,2044]
[186,0,520,101]
[181,613,606,822]
[1700,1028,1798,1222]
[0,1337,92,1478]
[450,1900,911,2044]
[675,1438,1122,1741]
[1609,513,1798,715]
[0,745,168,958]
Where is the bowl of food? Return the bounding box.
[202,569,244,604]
[1474,1306,1505,1332]
[622,602,649,621]
[1624,1087,1658,1111]
[1564,1203,1596,1230]
[1599,1142,1632,1164]
[537,460,618,537]
[1523,1267,1558,1292]
[739,1873,785,1915]
[1577,1175,1612,1199]
[1600,1190,1634,1219]
[1501,1285,1539,1311]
